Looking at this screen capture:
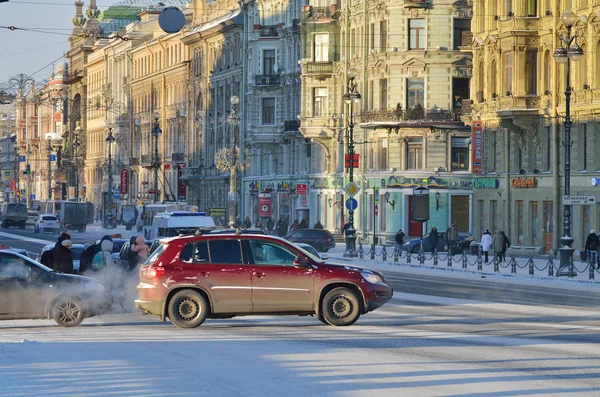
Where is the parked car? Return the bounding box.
[0,250,112,326]
[402,232,473,254]
[27,210,39,226]
[37,243,86,273]
[285,229,336,252]
[0,248,32,258]
[296,242,329,260]
[135,234,392,328]
[34,214,61,234]
[1,203,28,228]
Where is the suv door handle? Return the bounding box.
[200,271,210,277]
[252,271,266,278]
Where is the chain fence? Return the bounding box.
[356,240,599,280]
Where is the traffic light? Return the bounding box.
[24,164,31,175]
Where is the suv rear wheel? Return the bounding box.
[167,290,208,328]
[322,287,361,326]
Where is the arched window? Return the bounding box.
[490,59,497,97]
[477,60,485,102]
[580,44,587,89]
[543,50,551,94]
[595,41,600,88]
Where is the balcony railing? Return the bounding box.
[403,0,430,8]
[258,25,279,38]
[284,120,300,133]
[303,61,334,75]
[360,107,462,124]
[254,74,281,86]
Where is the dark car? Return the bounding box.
[0,250,112,326]
[135,234,392,328]
[402,232,472,254]
[285,228,336,252]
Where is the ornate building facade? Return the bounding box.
[466,0,600,252]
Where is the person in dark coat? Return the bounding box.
[53,232,74,274]
[584,229,600,264]
[243,216,252,228]
[313,220,323,229]
[428,227,440,253]
[266,218,274,234]
[395,228,405,253]
[298,217,308,229]
[500,230,510,262]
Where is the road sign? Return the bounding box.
[345,198,358,211]
[30,194,35,200]
[562,195,596,205]
[48,154,56,162]
[374,204,379,216]
[344,181,360,197]
[18,156,26,163]
[374,187,380,204]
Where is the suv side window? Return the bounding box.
[208,240,242,264]
[180,241,210,264]
[248,240,297,266]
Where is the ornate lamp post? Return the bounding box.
[46,135,53,200]
[227,96,240,227]
[343,68,361,258]
[105,123,115,227]
[152,112,162,203]
[553,10,583,275]
[73,121,82,201]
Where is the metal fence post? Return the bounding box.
[419,245,425,265]
[407,250,411,264]
[477,252,482,271]
[589,261,595,280]
[358,241,364,260]
[433,251,438,266]
[462,250,467,269]
[382,246,387,261]
[370,244,375,260]
[529,258,534,275]
[569,256,575,278]
[394,246,399,263]
[494,255,499,272]
[511,257,516,274]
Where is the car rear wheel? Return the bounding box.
[53,297,84,327]
[322,287,361,326]
[167,290,208,328]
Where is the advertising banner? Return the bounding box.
[471,121,483,174]
[177,163,186,200]
[120,169,128,195]
[258,193,272,217]
[296,183,307,195]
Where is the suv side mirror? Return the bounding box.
[293,257,308,268]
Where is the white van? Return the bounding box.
[149,211,216,240]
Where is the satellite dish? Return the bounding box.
[158,7,185,34]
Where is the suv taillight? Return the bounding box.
[143,265,164,279]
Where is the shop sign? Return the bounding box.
[120,169,128,195]
[258,193,272,217]
[296,183,307,195]
[277,181,291,191]
[511,177,536,188]
[311,178,328,189]
[473,178,499,189]
[176,163,186,200]
[471,121,483,174]
[249,181,260,191]
[208,208,226,217]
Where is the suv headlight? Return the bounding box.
[85,281,106,291]
[361,272,385,285]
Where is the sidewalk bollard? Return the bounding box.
[494,255,499,272]
[477,252,482,271]
[358,242,364,260]
[407,251,411,264]
[511,257,516,274]
[371,244,375,260]
[447,251,452,267]
[462,250,467,269]
[382,247,387,261]
[569,257,575,278]
[529,258,534,275]
[548,257,554,277]
[433,251,438,266]
[419,247,425,265]
[394,247,399,263]
[589,262,595,280]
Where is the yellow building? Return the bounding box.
[467,1,600,253]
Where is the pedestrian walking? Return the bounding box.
[266,217,274,234]
[584,229,600,264]
[53,232,74,274]
[492,229,505,263]
[428,227,440,253]
[243,216,252,228]
[394,228,405,253]
[292,219,299,232]
[500,230,510,262]
[298,217,308,230]
[480,229,492,263]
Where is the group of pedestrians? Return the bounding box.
[480,229,511,263]
[242,216,323,237]
[584,229,600,265]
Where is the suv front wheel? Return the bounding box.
[321,287,361,326]
[167,289,209,328]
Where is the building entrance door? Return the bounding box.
[543,201,553,253]
[408,195,421,237]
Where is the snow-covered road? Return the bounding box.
[1,295,599,397]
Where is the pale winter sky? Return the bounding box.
[0,0,115,85]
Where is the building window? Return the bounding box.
[380,20,387,51]
[262,98,275,125]
[516,200,524,245]
[543,126,551,171]
[488,130,497,173]
[490,200,498,234]
[543,51,551,94]
[453,19,470,50]
[313,88,327,117]
[370,23,375,52]
[378,137,388,170]
[379,79,388,110]
[525,50,537,95]
[451,195,470,233]
[505,0,513,16]
[451,137,469,171]
[531,201,538,246]
[504,52,513,95]
[313,33,329,62]
[452,77,470,109]
[477,61,484,103]
[527,0,537,17]
[408,19,425,50]
[596,42,600,89]
[579,123,588,170]
[405,137,424,169]
[368,80,374,110]
[263,49,275,75]
[478,200,485,235]
[406,78,424,109]
[380,192,387,232]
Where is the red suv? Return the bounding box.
[135,234,392,328]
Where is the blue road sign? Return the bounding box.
[48,154,56,162]
[30,194,35,200]
[18,156,26,162]
[345,197,358,211]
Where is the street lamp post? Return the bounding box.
[553,10,583,275]
[46,136,52,200]
[343,68,361,258]
[227,96,240,228]
[106,123,115,227]
[152,112,162,204]
[73,121,82,201]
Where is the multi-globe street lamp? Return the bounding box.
[73,121,82,201]
[227,96,240,227]
[553,10,583,275]
[342,68,361,258]
[152,112,162,204]
[46,135,53,200]
[105,123,115,227]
